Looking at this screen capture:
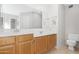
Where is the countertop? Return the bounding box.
[0,29,57,37]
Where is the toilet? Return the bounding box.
[66,34,79,51]
[67,40,76,51]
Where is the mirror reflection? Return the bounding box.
[0,4,42,31]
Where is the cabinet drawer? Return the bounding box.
[0,36,15,46]
[0,45,15,54]
[16,34,33,42]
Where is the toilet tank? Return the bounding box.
[68,34,79,41]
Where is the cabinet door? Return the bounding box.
[0,45,15,54]
[16,34,34,54]
[35,36,48,54]
[48,34,56,51]
[18,41,34,54]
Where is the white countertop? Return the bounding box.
[0,29,57,37]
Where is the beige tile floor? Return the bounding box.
[48,47,79,54]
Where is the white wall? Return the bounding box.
[0,4,3,29]
[1,4,39,16]
[0,4,1,16]
[42,4,58,31]
[65,5,79,40]
[57,5,65,48]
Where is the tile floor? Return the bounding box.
[48,47,79,54]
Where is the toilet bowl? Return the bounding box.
[67,40,76,51]
[66,34,79,51]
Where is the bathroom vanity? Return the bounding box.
[0,4,57,54]
[0,33,56,54]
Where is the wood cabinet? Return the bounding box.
[0,34,56,54]
[0,45,15,54]
[16,34,35,54]
[16,34,33,42]
[35,36,48,54]
[17,40,35,54]
[35,34,56,54]
[47,34,56,51]
[0,36,16,54]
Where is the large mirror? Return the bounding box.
[0,4,42,31]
